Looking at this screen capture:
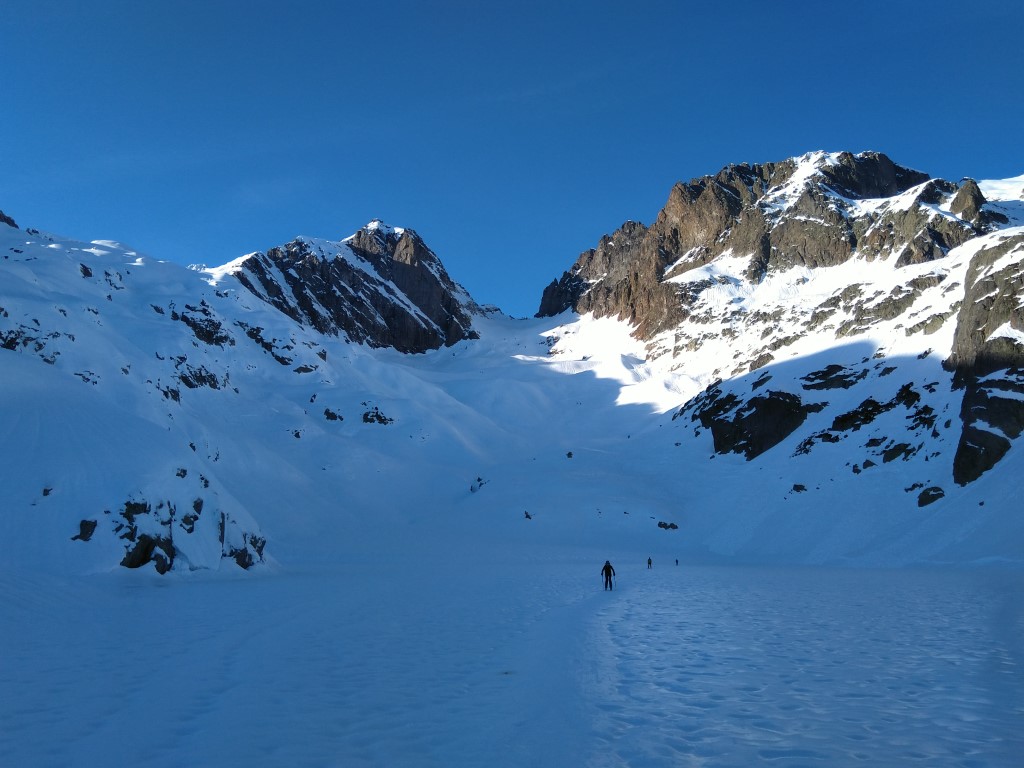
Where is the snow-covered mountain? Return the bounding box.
[218,219,480,353]
[2,150,1023,576]
[540,151,1024,505]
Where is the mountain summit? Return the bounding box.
[538,151,1008,333]
[216,220,480,353]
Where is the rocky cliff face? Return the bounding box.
[540,151,1024,488]
[944,231,1024,484]
[230,221,479,353]
[539,152,989,331]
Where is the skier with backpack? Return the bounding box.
[601,560,616,590]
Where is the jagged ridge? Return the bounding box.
[222,220,479,353]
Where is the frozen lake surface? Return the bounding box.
[2,551,1022,767]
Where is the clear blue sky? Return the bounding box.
[3,0,1022,317]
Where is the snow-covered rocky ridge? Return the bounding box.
[540,151,1024,519]
[211,219,479,353]
[2,151,1023,577]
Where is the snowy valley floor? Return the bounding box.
[2,545,1022,768]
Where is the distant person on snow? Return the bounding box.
[647,557,652,569]
[602,560,616,590]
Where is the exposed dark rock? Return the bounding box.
[881,442,917,462]
[946,233,1024,380]
[951,380,1024,485]
[180,498,203,534]
[837,276,949,336]
[801,364,868,390]
[227,534,266,569]
[950,179,986,223]
[71,520,98,541]
[174,360,222,390]
[818,151,929,199]
[944,233,1024,483]
[0,210,17,229]
[795,383,929,457]
[537,271,589,318]
[121,534,174,573]
[235,322,294,365]
[831,398,891,432]
[917,486,945,507]
[110,497,266,573]
[121,500,150,528]
[362,406,393,425]
[953,426,1012,485]
[174,301,234,347]
[688,388,826,460]
[232,223,478,353]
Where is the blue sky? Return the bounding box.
[3,0,1023,317]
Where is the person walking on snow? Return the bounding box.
[647,557,653,569]
[602,560,616,590]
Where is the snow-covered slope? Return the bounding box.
[2,153,1023,576]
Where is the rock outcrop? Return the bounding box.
[232,221,479,353]
[681,385,827,460]
[944,232,1024,484]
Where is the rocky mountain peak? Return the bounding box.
[816,150,930,199]
[344,221,434,271]
[345,219,409,254]
[227,222,479,353]
[538,150,992,329]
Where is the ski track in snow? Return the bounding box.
[2,555,1021,768]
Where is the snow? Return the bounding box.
[3,554,1021,767]
[989,321,1024,346]
[3,215,1024,765]
[201,251,256,284]
[978,174,1024,226]
[759,151,845,216]
[978,174,1024,203]
[360,218,407,238]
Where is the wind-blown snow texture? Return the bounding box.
[2,152,1023,766]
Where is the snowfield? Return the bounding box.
[3,549,1022,767]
